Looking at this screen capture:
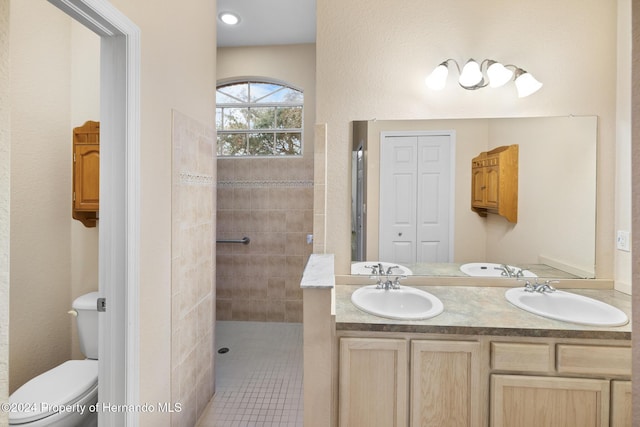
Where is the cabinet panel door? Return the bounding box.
[491,374,609,427]
[471,168,485,207]
[485,166,499,207]
[411,340,482,427]
[74,144,100,211]
[339,338,408,427]
[610,380,632,427]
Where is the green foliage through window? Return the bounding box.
[216,81,303,156]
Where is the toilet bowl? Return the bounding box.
[8,360,98,427]
[8,292,100,427]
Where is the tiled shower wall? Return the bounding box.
[216,157,314,322]
[171,111,215,426]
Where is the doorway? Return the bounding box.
[379,131,455,264]
[45,1,141,425]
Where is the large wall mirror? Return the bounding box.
[352,116,597,280]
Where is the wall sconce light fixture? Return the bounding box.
[425,58,543,98]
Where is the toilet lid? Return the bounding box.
[9,360,98,424]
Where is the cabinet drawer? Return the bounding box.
[491,342,552,373]
[557,345,631,376]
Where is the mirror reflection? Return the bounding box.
[352,116,597,279]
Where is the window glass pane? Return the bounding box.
[261,87,303,103]
[218,133,247,156]
[216,80,303,157]
[215,108,223,129]
[249,82,282,102]
[249,107,276,129]
[222,108,249,130]
[217,83,249,103]
[275,133,302,155]
[276,106,302,129]
[249,133,275,155]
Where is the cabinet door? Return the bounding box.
[610,380,632,427]
[491,374,609,427]
[411,340,482,427]
[484,166,499,208]
[471,167,486,207]
[339,338,408,427]
[73,144,100,211]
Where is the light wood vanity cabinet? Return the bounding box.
[338,335,631,427]
[339,338,408,427]
[338,337,482,427]
[491,374,610,427]
[72,120,100,227]
[471,144,518,223]
[490,342,632,427]
[411,340,482,427]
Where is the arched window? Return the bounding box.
[216,79,303,156]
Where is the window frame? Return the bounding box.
[216,77,304,157]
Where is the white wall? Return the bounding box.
[107,1,217,425]
[317,0,620,283]
[217,44,316,155]
[70,19,100,360]
[0,0,10,423]
[615,0,632,293]
[9,0,72,392]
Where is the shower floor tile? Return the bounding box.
[196,321,303,427]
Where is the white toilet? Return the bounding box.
[9,292,100,427]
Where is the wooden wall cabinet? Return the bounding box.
[471,144,518,223]
[72,120,100,227]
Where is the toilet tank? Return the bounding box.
[72,292,100,359]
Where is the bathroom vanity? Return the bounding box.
[300,255,632,427]
[334,285,632,427]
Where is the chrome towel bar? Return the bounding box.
[216,236,250,245]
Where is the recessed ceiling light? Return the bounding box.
[219,12,240,26]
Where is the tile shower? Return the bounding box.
[216,157,314,322]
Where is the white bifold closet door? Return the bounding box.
[379,133,453,264]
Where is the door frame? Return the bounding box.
[378,130,456,263]
[47,1,140,425]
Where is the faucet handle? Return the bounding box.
[518,279,536,292]
[391,275,406,289]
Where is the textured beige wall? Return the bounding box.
[316,0,619,282]
[69,19,100,361]
[107,1,217,425]
[0,0,9,423]
[631,0,639,423]
[9,0,72,393]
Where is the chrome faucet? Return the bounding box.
[522,279,559,293]
[496,264,529,278]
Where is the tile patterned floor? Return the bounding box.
[196,321,303,427]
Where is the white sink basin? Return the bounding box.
[351,261,413,275]
[505,287,629,326]
[351,285,443,320]
[460,262,537,277]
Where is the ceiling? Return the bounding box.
[217,0,316,47]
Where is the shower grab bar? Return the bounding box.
[216,236,251,245]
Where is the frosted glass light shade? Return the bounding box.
[458,59,483,88]
[425,64,449,90]
[487,62,513,88]
[515,72,543,97]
